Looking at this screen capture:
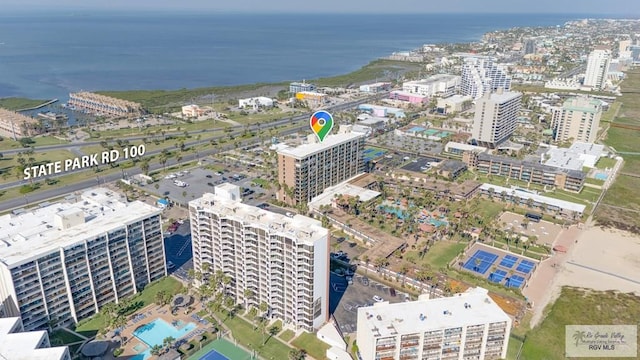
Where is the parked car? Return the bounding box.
[373,295,384,302]
[389,288,396,297]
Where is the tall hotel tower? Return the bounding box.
[189,184,329,332]
[0,189,166,331]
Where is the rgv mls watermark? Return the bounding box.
[566,325,637,357]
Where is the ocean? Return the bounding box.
[0,12,587,100]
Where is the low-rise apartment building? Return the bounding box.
[465,152,585,192]
[356,287,511,360]
[68,92,142,117]
[0,189,165,331]
[0,108,42,139]
[189,184,329,332]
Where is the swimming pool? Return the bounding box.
[594,172,608,181]
[134,318,197,351]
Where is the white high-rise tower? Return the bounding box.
[584,47,611,90]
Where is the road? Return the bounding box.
[0,93,387,212]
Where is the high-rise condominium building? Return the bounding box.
[584,47,611,90]
[0,189,166,331]
[277,125,365,205]
[551,96,603,143]
[461,56,511,100]
[357,287,511,360]
[190,184,329,332]
[0,317,71,360]
[471,89,522,148]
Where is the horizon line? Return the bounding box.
[1,9,639,16]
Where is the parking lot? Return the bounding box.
[329,272,409,335]
[155,167,266,205]
[401,156,442,173]
[163,221,193,281]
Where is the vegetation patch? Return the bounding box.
[520,287,640,360]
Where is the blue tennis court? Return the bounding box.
[489,269,507,283]
[201,350,230,360]
[463,250,498,275]
[516,260,536,274]
[507,275,525,288]
[499,255,518,269]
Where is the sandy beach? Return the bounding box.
[530,224,640,326]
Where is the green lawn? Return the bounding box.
[214,309,292,360]
[291,332,330,360]
[506,335,524,360]
[605,127,640,153]
[74,313,108,338]
[520,287,640,360]
[475,199,505,221]
[49,329,84,345]
[595,156,617,170]
[279,329,295,342]
[0,136,68,151]
[0,97,51,110]
[600,101,621,123]
[74,277,184,337]
[421,240,467,269]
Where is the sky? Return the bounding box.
[4,0,640,15]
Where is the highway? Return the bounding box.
[0,93,387,212]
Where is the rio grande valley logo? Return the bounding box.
[566,325,637,357]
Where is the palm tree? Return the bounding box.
[266,325,280,344]
[259,301,269,317]
[474,258,482,272]
[150,345,163,356]
[139,159,150,175]
[289,348,307,360]
[362,254,370,274]
[163,336,176,351]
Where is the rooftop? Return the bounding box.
[439,94,473,104]
[444,141,487,153]
[190,191,327,245]
[0,317,69,360]
[404,74,460,85]
[479,183,586,213]
[0,188,161,267]
[479,90,522,103]
[308,175,381,210]
[562,96,602,113]
[544,142,605,170]
[357,288,509,337]
[477,153,585,180]
[277,127,365,159]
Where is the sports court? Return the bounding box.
[499,255,518,269]
[508,275,526,288]
[363,147,387,162]
[516,260,535,274]
[461,244,539,289]
[489,269,507,283]
[462,250,498,274]
[188,339,253,360]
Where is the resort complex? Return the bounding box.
[2,13,640,360]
